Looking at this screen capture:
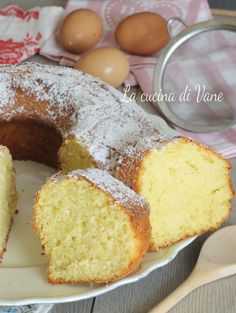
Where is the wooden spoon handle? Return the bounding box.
[149,276,201,313]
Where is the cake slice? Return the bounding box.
[33,168,150,284]
[0,146,17,257]
[116,137,234,251]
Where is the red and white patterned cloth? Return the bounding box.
[0,5,64,64]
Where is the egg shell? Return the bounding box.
[75,47,130,88]
[59,9,103,54]
[115,12,170,56]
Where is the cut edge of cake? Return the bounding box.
[0,145,17,258]
[116,137,234,251]
[33,168,151,284]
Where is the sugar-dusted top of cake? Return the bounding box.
[0,63,177,172]
[64,168,149,217]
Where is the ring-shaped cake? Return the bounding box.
[0,63,233,254]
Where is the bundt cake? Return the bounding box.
[0,63,234,253]
[33,168,150,283]
[0,63,170,171]
[0,145,17,257]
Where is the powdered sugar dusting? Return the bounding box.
[67,168,148,212]
[0,74,15,107]
[0,63,177,172]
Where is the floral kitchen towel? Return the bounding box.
[0,5,64,64]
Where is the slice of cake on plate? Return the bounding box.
[33,168,150,283]
[116,137,234,251]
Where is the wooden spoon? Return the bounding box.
[149,226,236,313]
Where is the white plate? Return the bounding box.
[0,113,196,305]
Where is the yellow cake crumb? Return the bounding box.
[0,146,17,257]
[33,169,150,283]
